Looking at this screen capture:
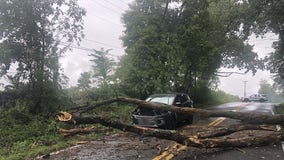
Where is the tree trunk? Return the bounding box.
[56,112,284,148]
[116,97,284,125]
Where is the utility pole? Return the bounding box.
[243,81,248,97]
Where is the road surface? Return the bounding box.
[47,102,284,160]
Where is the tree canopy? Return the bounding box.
[241,0,284,89]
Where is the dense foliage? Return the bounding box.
[0,0,85,114]
[241,0,284,90]
[117,0,261,101]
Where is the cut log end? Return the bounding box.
[57,111,73,122]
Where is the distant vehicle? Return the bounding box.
[131,93,193,129]
[243,94,268,102]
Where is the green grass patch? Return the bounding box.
[0,103,136,159]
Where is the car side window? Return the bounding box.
[174,95,182,105]
[180,95,188,104]
[174,94,188,106]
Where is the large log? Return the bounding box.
[56,112,284,148]
[64,97,284,124]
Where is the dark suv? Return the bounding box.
[131,93,193,129]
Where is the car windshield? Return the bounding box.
[146,95,175,105]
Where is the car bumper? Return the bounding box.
[132,114,170,128]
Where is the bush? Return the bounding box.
[0,103,62,158]
[194,90,240,107]
[274,103,284,114]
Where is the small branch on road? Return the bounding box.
[60,128,95,137]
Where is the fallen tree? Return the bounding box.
[116,97,284,125]
[67,97,284,124]
[56,97,284,148]
[56,111,283,148]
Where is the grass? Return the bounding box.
[0,104,135,160]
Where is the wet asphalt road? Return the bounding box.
[47,102,284,160]
[177,102,284,160]
[210,102,277,114]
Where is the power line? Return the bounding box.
[83,38,124,49]
[87,11,121,26]
[58,42,123,58]
[91,0,122,15]
[104,0,127,11]
[58,37,124,50]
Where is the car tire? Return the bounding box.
[243,98,250,102]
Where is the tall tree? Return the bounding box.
[77,72,92,90]
[0,0,85,113]
[258,79,284,102]
[118,0,260,101]
[241,0,284,88]
[89,48,115,87]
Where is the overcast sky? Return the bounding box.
[0,0,276,98]
[60,0,130,87]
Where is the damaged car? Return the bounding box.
[131,93,193,129]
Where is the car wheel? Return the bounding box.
[243,98,250,102]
